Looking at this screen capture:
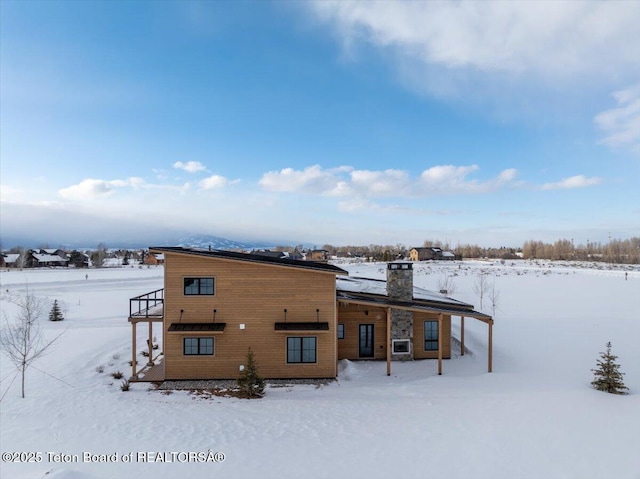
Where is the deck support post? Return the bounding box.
[460,316,465,356]
[147,321,154,366]
[488,319,493,373]
[131,321,137,380]
[386,307,392,376]
[438,314,443,375]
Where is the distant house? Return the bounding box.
[29,251,68,267]
[410,247,457,261]
[250,249,288,260]
[143,253,165,265]
[3,253,21,268]
[307,249,330,262]
[127,248,493,383]
[69,251,90,268]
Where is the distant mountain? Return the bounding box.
[166,234,274,251]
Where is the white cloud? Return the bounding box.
[541,175,602,190]
[309,1,639,80]
[58,177,146,200]
[199,175,228,190]
[173,161,207,173]
[594,84,640,155]
[259,164,518,198]
[259,165,347,194]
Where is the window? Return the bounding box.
[184,277,214,295]
[337,324,345,339]
[424,321,439,351]
[184,337,214,355]
[287,337,317,364]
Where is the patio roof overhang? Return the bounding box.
[336,290,494,376]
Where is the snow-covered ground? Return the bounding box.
[0,260,639,479]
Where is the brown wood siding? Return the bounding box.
[336,303,388,360]
[413,313,451,359]
[162,252,337,379]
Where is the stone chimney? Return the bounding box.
[387,262,414,360]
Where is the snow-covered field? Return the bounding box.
[1,260,639,479]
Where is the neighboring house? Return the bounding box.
[3,253,21,268]
[250,249,288,259]
[128,247,493,382]
[143,253,165,265]
[28,251,68,268]
[307,249,330,262]
[410,247,456,261]
[69,251,90,268]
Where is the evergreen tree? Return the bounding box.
[591,342,628,395]
[237,348,265,398]
[48,300,64,322]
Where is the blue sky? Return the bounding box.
[1,0,639,248]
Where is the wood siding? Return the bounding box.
[412,313,451,360]
[162,252,338,380]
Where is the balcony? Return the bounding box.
[129,288,164,319]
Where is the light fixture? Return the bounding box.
[316,308,320,322]
[283,309,287,322]
[213,309,217,323]
[179,309,184,322]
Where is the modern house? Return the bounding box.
[128,247,493,382]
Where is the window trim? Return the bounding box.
[424,320,439,351]
[286,336,317,364]
[337,323,345,340]
[183,277,215,296]
[183,337,215,356]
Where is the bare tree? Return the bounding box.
[0,288,61,398]
[488,277,500,316]
[437,275,458,295]
[90,242,108,268]
[473,272,490,310]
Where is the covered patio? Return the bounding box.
[128,288,165,382]
[336,291,493,376]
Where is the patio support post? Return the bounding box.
[386,307,392,376]
[460,316,465,356]
[131,321,137,380]
[488,319,493,373]
[438,314,443,375]
[147,321,153,366]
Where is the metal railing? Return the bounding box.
[129,288,164,318]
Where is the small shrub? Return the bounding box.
[95,365,105,373]
[141,350,149,357]
[111,371,124,379]
[120,379,130,391]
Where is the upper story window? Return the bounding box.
[184,277,215,295]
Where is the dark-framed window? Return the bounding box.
[184,337,214,355]
[337,323,345,339]
[287,337,317,364]
[424,320,439,351]
[184,277,215,295]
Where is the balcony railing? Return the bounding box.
[129,288,164,319]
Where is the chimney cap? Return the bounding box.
[387,261,412,270]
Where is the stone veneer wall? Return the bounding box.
[387,262,414,360]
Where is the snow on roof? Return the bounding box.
[4,254,20,263]
[336,275,470,306]
[32,253,67,263]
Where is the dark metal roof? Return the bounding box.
[149,246,347,275]
[336,291,492,321]
[274,322,330,331]
[168,323,226,332]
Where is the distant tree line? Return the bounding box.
[275,237,640,264]
[4,237,639,265]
